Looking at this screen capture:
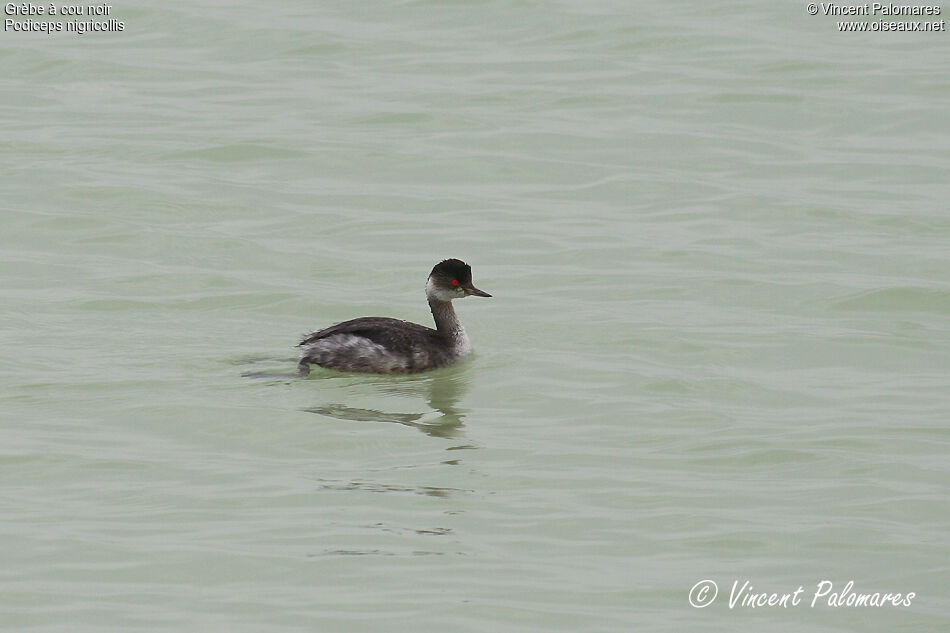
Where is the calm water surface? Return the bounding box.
[2,1,949,631]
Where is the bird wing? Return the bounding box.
[299,317,437,351]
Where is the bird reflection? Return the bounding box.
[303,369,470,439]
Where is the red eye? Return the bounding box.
[451,279,459,286]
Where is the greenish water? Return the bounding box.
[2,2,949,631]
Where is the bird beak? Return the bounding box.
[465,285,492,297]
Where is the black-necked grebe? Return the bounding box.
[298,259,491,374]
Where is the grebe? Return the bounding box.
[298,259,491,374]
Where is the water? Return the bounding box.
[2,1,949,631]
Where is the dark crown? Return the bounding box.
[429,258,472,283]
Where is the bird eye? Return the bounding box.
[451,279,459,286]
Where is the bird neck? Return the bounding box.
[429,298,463,337]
